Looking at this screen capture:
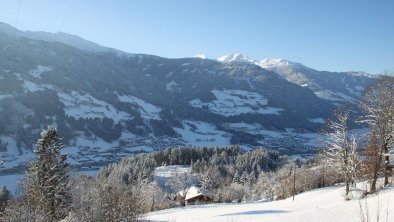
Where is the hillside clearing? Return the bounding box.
[145,183,394,222]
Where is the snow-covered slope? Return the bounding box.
[194,54,207,59]
[189,89,283,116]
[217,53,256,64]
[146,183,394,222]
[257,58,376,103]
[259,58,304,69]
[217,54,376,104]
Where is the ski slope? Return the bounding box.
[145,183,394,222]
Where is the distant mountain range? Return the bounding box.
[0,22,376,172]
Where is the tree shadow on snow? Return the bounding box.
[219,210,290,217]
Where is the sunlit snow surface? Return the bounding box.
[28,65,52,79]
[315,89,358,104]
[146,181,394,222]
[13,73,55,93]
[194,54,207,59]
[174,120,231,147]
[166,80,178,91]
[58,91,131,123]
[118,94,161,120]
[217,53,256,64]
[308,117,326,124]
[189,89,283,116]
[0,94,12,101]
[0,136,34,169]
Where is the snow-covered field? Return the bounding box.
[154,165,191,188]
[189,89,283,116]
[315,89,357,104]
[28,65,52,79]
[117,94,161,120]
[58,91,131,123]
[0,136,34,169]
[145,183,394,222]
[173,120,231,147]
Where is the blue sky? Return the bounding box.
[0,0,393,74]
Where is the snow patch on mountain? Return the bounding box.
[118,94,161,120]
[189,89,283,116]
[68,131,118,153]
[345,83,364,97]
[64,130,154,167]
[0,136,34,169]
[174,120,231,147]
[166,81,178,91]
[194,54,207,59]
[258,58,302,69]
[225,122,327,151]
[22,80,45,92]
[58,91,131,123]
[308,117,326,124]
[348,71,376,78]
[28,65,52,79]
[12,73,56,92]
[256,58,374,104]
[217,53,256,64]
[0,94,13,101]
[315,89,357,104]
[227,122,261,131]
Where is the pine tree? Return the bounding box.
[0,185,11,215]
[25,126,71,221]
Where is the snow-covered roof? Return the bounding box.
[180,186,208,201]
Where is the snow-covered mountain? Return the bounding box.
[217,53,256,64]
[193,54,207,59]
[259,58,376,103]
[218,54,376,104]
[259,58,304,69]
[0,24,376,172]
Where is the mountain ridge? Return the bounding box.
[0,22,376,172]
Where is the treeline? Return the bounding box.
[0,137,344,222]
[0,132,288,221]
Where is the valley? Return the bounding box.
[0,22,375,174]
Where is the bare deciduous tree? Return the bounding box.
[360,75,394,186]
[324,109,360,196]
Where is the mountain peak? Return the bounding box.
[194,54,207,59]
[217,54,305,70]
[217,53,256,64]
[258,58,301,69]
